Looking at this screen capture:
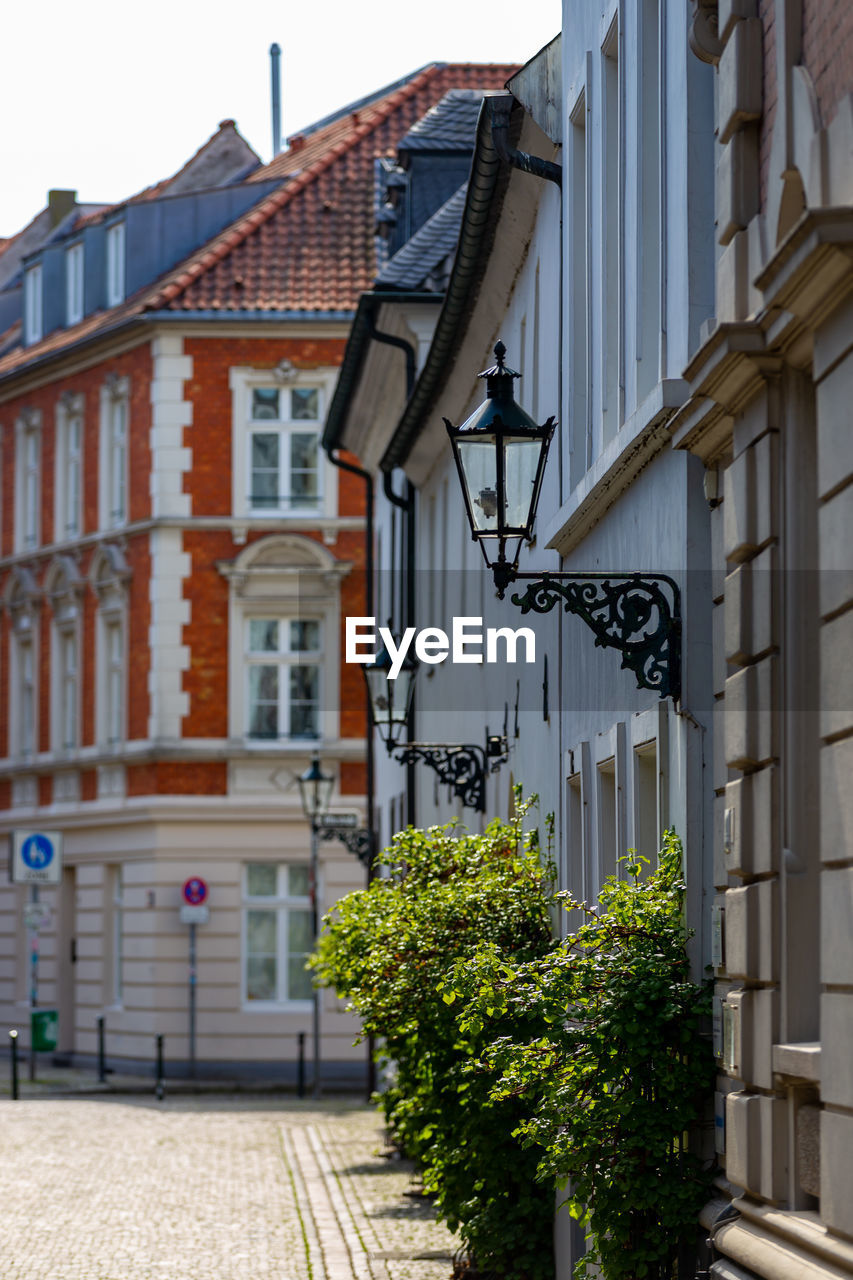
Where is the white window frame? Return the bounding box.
[245,617,323,742]
[105,222,125,307]
[6,574,39,763]
[47,560,83,754]
[564,707,669,904]
[99,376,129,530]
[65,242,84,325]
[229,365,338,520]
[220,534,348,748]
[24,263,43,345]
[15,410,41,551]
[241,862,314,1010]
[55,393,84,541]
[92,547,130,749]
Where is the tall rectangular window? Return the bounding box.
[66,243,84,325]
[18,635,35,757]
[602,20,621,444]
[246,618,321,740]
[100,379,128,529]
[106,223,125,306]
[597,758,617,886]
[634,743,659,865]
[103,618,124,744]
[248,385,322,514]
[59,630,79,750]
[636,0,662,404]
[24,264,43,345]
[569,92,589,485]
[16,416,41,551]
[56,396,84,539]
[243,863,313,1004]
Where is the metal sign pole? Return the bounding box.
[189,921,197,1079]
[28,885,38,1082]
[310,821,320,1099]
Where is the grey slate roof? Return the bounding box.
[399,89,489,153]
[376,183,468,291]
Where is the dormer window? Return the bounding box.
[66,242,84,325]
[106,222,125,306]
[24,264,43,344]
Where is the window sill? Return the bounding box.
[241,1001,314,1014]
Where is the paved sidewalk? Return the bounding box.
[0,1094,460,1280]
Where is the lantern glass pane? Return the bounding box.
[503,436,543,532]
[456,438,498,533]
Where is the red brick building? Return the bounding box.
[0,63,515,1077]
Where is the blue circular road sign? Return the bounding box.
[21,834,55,871]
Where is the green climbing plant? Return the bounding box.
[449,829,714,1279]
[311,800,558,1279]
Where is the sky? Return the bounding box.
[2,0,560,237]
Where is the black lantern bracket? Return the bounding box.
[495,568,681,703]
[387,732,508,813]
[316,823,376,867]
[444,342,681,704]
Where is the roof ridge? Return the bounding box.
[143,63,445,311]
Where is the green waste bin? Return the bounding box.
[31,1009,58,1053]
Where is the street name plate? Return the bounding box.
[319,813,359,829]
[23,902,52,931]
[180,904,210,925]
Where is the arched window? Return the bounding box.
[90,544,131,748]
[4,566,41,760]
[45,555,84,752]
[219,534,351,747]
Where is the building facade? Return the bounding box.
[0,63,515,1079]
[673,0,853,1272]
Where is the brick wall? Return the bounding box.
[0,341,152,556]
[182,336,348,516]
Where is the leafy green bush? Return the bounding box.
[311,803,557,1278]
[450,830,713,1280]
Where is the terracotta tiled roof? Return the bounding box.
[147,63,517,314]
[0,63,516,380]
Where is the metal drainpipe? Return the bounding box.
[325,449,376,878]
[488,96,563,189]
[366,313,418,826]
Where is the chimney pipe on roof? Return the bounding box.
[270,43,282,157]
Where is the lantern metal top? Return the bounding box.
[297,752,334,824]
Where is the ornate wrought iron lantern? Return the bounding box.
[297,753,335,829]
[362,642,507,812]
[362,638,417,750]
[445,341,555,594]
[446,342,682,702]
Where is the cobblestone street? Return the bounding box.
[0,1094,459,1280]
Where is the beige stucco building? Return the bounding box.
[674,1,853,1271]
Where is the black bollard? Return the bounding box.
[155,1033,165,1101]
[97,1016,106,1083]
[9,1029,18,1100]
[297,1031,306,1098]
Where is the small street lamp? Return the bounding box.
[298,752,334,1098]
[362,643,508,813]
[445,342,682,701]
